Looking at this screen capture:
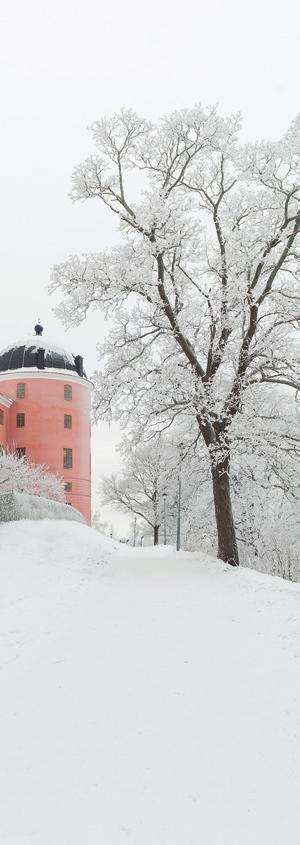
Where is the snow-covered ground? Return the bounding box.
[0,520,299,844]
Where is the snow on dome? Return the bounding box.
[0,329,86,377]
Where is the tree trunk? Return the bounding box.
[153,524,159,545]
[211,456,239,566]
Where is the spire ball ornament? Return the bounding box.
[34,320,44,336]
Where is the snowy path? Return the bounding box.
[0,521,299,844]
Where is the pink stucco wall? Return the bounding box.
[0,373,91,524]
[0,399,10,446]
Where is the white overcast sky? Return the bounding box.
[0,0,299,535]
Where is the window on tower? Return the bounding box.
[16,447,26,458]
[17,383,25,399]
[63,448,73,469]
[64,414,72,429]
[0,410,4,425]
[16,413,25,428]
[64,384,72,401]
[64,482,72,492]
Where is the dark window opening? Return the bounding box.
[75,355,83,377]
[64,482,72,492]
[16,447,26,458]
[36,348,45,369]
[17,383,25,399]
[64,414,72,429]
[16,413,25,428]
[0,410,4,425]
[63,448,73,469]
[64,384,72,401]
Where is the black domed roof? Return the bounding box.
[0,325,87,378]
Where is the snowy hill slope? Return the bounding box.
[0,520,299,845]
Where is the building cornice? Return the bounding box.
[0,369,93,390]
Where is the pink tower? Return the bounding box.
[0,322,92,524]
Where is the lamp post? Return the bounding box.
[176,443,184,552]
[176,467,181,551]
[162,491,167,545]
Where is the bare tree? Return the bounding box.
[101,443,174,545]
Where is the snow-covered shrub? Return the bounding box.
[0,450,64,502]
[0,492,84,523]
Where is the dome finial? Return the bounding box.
[34,319,43,336]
